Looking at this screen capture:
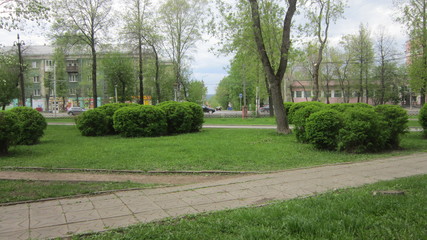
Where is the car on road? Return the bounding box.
[67,107,86,115]
[259,105,270,113]
[202,106,215,113]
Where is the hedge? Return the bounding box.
[113,105,167,137]
[288,101,326,124]
[158,101,193,134]
[10,107,47,145]
[76,108,108,136]
[181,102,204,132]
[293,105,324,143]
[337,107,388,153]
[375,105,408,149]
[98,103,138,135]
[0,111,19,155]
[306,109,343,151]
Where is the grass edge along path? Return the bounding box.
[78,174,427,240]
[0,180,159,204]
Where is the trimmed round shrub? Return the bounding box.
[375,105,408,149]
[10,107,47,145]
[306,109,344,151]
[337,108,388,153]
[420,103,427,138]
[98,103,138,134]
[283,102,294,119]
[0,111,19,155]
[182,102,204,132]
[293,105,323,143]
[288,101,326,124]
[113,105,167,137]
[327,103,374,112]
[158,101,193,134]
[76,108,108,136]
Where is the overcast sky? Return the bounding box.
[0,0,407,95]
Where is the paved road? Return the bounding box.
[1,153,426,240]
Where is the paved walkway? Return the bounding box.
[1,153,426,240]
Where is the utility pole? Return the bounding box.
[14,34,25,106]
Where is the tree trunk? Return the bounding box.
[91,42,98,108]
[152,44,161,103]
[138,39,144,104]
[270,78,290,134]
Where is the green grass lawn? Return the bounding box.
[46,118,76,123]
[1,126,426,172]
[0,180,156,204]
[203,117,276,125]
[78,174,427,240]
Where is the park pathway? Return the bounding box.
[0,153,426,240]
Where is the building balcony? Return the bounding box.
[66,66,79,72]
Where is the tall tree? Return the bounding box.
[159,0,207,101]
[122,0,154,104]
[343,24,374,103]
[248,0,297,134]
[304,0,345,101]
[102,52,135,103]
[0,53,19,109]
[0,0,49,30]
[51,0,113,108]
[395,0,427,105]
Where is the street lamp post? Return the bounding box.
[14,34,25,106]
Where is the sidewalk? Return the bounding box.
[1,153,426,240]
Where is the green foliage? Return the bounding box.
[98,103,137,134]
[306,109,343,151]
[10,107,47,145]
[0,54,20,109]
[420,104,427,138]
[327,103,373,112]
[181,102,204,132]
[375,105,408,149]
[283,102,294,117]
[0,111,19,155]
[288,101,326,124]
[337,108,388,153]
[113,105,167,138]
[102,52,135,103]
[76,109,108,136]
[158,101,193,134]
[293,105,324,143]
[187,80,207,104]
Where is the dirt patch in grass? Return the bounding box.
[0,171,244,185]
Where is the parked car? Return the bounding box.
[67,107,86,115]
[202,106,215,113]
[259,105,270,113]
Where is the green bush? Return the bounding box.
[113,105,167,137]
[0,111,19,155]
[293,105,323,143]
[283,102,294,119]
[306,109,344,151]
[420,104,427,138]
[375,105,408,149]
[288,102,326,124]
[10,107,47,145]
[182,102,204,132]
[76,109,108,136]
[158,101,193,134]
[327,103,374,112]
[337,108,388,153]
[98,103,137,134]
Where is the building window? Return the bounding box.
[33,89,41,96]
[69,88,77,95]
[334,90,342,98]
[304,91,311,98]
[69,73,78,82]
[32,61,37,68]
[33,76,40,83]
[45,60,53,66]
[295,91,302,98]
